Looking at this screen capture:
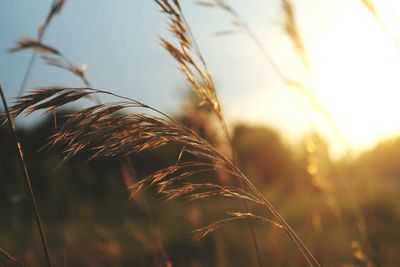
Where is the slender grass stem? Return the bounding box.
[125,158,172,266]
[0,84,53,267]
[177,6,264,266]
[89,86,320,266]
[18,0,58,96]
[230,164,321,267]
[0,248,27,267]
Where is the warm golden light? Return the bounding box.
[309,0,400,153]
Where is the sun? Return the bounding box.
[307,0,400,154]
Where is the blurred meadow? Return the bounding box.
[0,0,399,266]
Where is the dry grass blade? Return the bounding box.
[38,0,67,38]
[195,1,216,8]
[0,84,53,267]
[6,86,262,212]
[161,183,264,205]
[5,87,222,162]
[4,88,90,121]
[282,0,310,69]
[203,0,309,91]
[36,5,165,257]
[6,86,321,266]
[360,0,377,16]
[158,2,321,266]
[42,55,90,86]
[227,212,283,229]
[6,88,256,214]
[15,0,67,97]
[9,39,60,55]
[159,1,265,265]
[0,248,27,267]
[192,212,282,241]
[40,50,96,102]
[130,162,218,195]
[10,38,91,88]
[213,29,240,37]
[156,0,222,121]
[48,109,215,161]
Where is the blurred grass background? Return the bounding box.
[1,1,400,266]
[1,98,399,266]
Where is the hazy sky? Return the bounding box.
[0,0,301,133]
[2,0,400,156]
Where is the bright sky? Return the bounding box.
[1,0,400,157]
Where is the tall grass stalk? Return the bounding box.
[0,84,52,267]
[208,0,348,221]
[5,86,321,266]
[200,0,376,264]
[3,1,325,266]
[8,5,170,262]
[0,0,66,182]
[0,247,27,267]
[125,158,171,266]
[155,0,263,265]
[0,0,67,200]
[283,2,376,264]
[18,0,65,96]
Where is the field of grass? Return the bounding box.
[1,1,399,266]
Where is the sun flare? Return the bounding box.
[308,0,400,154]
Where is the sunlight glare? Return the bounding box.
[309,0,400,153]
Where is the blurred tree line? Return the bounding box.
[0,92,301,228]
